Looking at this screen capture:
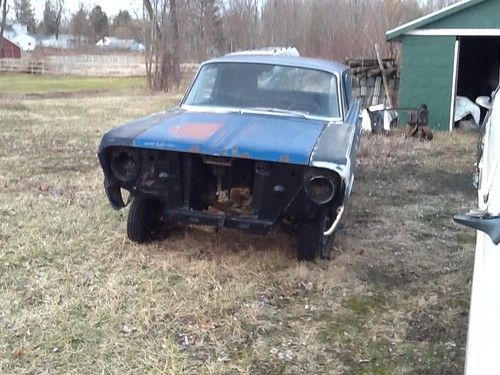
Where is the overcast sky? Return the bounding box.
[30,0,143,21]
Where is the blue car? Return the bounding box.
[98,54,362,261]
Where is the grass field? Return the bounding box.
[0,74,147,95]
[0,76,477,373]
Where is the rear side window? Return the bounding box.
[343,71,352,111]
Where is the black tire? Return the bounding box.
[297,209,336,261]
[127,196,163,243]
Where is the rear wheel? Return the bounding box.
[297,209,336,261]
[127,196,164,243]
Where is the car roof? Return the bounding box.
[203,54,348,75]
[226,46,300,57]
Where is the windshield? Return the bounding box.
[183,62,341,118]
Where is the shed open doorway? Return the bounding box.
[454,36,500,128]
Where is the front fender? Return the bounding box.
[104,176,125,209]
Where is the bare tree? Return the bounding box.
[54,0,63,39]
[0,0,8,56]
[71,4,89,45]
[61,0,457,71]
[14,0,37,32]
[169,0,180,85]
[42,0,64,39]
[224,0,429,60]
[0,0,7,38]
[143,0,180,91]
[190,0,225,59]
[223,0,259,52]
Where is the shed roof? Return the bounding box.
[1,36,20,48]
[386,0,488,41]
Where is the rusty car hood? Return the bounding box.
[99,109,329,165]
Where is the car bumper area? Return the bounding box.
[163,207,275,234]
[104,177,126,209]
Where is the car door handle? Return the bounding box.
[454,213,500,245]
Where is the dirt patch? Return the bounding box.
[0,89,121,100]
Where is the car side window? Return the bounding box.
[188,65,218,104]
[259,67,331,94]
[342,71,351,112]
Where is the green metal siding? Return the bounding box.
[399,36,455,130]
[386,0,492,40]
[427,0,500,29]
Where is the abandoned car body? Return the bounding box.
[98,55,361,260]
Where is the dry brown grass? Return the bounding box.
[0,89,477,374]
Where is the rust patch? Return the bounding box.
[191,145,200,153]
[239,152,250,159]
[170,122,224,140]
[280,154,290,163]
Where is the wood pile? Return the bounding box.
[343,58,399,108]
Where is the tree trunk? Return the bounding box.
[143,0,181,92]
[55,2,63,40]
[169,0,181,87]
[0,0,7,54]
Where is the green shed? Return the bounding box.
[386,0,500,131]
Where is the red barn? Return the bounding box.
[0,37,21,58]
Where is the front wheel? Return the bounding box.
[127,196,163,243]
[297,209,336,261]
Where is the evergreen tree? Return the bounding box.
[89,5,109,41]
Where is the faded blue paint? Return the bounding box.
[132,111,327,165]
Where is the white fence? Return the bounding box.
[0,56,199,78]
[0,59,45,74]
[45,54,146,76]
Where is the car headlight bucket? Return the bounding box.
[305,175,335,204]
[110,149,140,183]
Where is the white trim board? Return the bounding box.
[386,0,474,36]
[407,29,500,36]
[449,40,460,132]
